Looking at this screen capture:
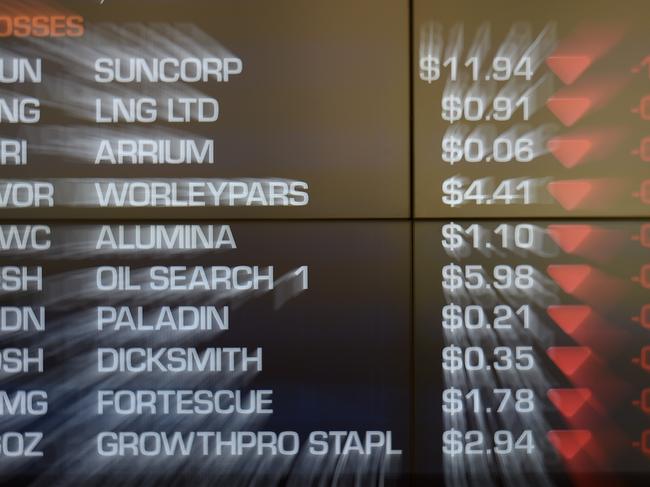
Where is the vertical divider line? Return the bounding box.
[408,0,416,484]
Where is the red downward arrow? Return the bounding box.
[546,97,592,126]
[547,137,593,168]
[547,430,592,460]
[547,180,595,210]
[547,346,592,377]
[547,264,592,294]
[546,55,593,85]
[547,388,592,417]
[547,305,593,334]
[547,224,594,253]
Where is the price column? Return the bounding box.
[441,222,547,483]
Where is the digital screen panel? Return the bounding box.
[0,221,410,484]
[0,0,409,219]
[414,0,650,218]
[415,220,650,484]
[1,0,650,485]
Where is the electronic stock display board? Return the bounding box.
[0,0,649,485]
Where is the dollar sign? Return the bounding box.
[442,177,464,207]
[442,387,463,414]
[441,135,463,164]
[442,345,463,372]
[442,303,463,330]
[441,223,464,252]
[442,264,463,292]
[441,95,463,123]
[419,55,440,83]
[442,429,463,456]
